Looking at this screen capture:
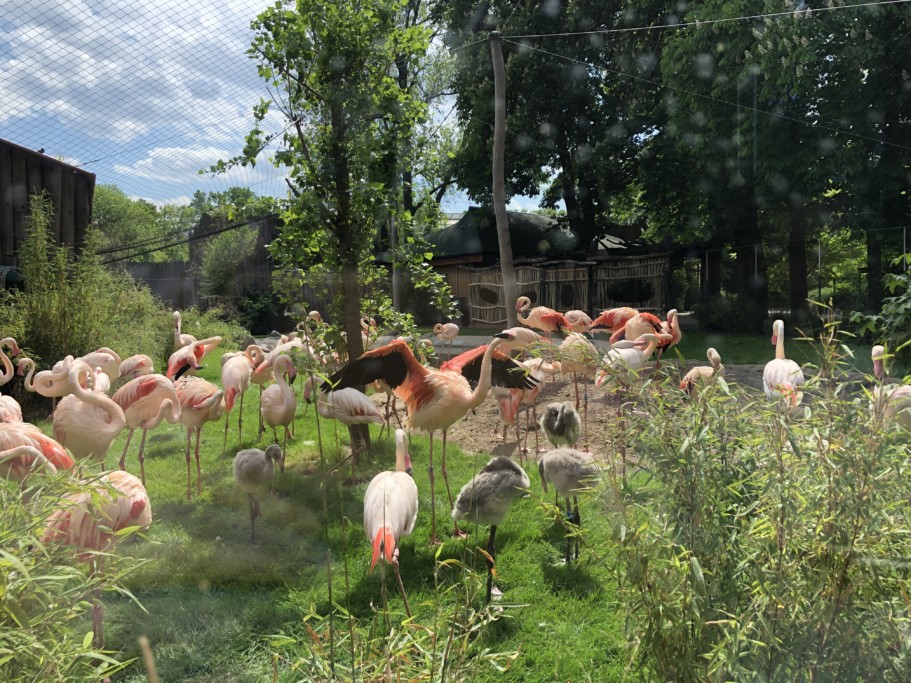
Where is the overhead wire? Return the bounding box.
[500,0,911,39]
[500,38,911,154]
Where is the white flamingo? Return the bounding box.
[363,428,418,616]
[763,319,805,412]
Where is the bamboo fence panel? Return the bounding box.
[592,256,668,312]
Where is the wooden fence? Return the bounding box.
[0,138,95,266]
[461,254,669,325]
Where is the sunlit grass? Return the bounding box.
[25,363,626,681]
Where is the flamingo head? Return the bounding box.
[302,377,315,403]
[3,339,20,357]
[433,323,443,335]
[515,296,529,314]
[173,310,180,327]
[872,344,885,380]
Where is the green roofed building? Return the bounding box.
[426,206,581,266]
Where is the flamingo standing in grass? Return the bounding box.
[42,469,151,647]
[452,455,530,602]
[538,447,600,563]
[112,374,181,484]
[250,347,275,439]
[261,354,297,457]
[680,348,724,398]
[1,337,23,423]
[364,428,418,616]
[53,360,126,469]
[323,332,537,543]
[763,319,805,412]
[233,444,284,544]
[516,296,568,338]
[166,336,223,381]
[303,377,385,441]
[221,346,257,449]
[173,310,197,350]
[175,376,226,499]
[0,421,74,480]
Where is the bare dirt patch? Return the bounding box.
[369,360,772,461]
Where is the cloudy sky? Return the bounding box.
[1,0,519,211]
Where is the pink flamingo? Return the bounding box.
[18,355,75,399]
[260,354,296,457]
[250,347,275,439]
[590,307,638,335]
[77,347,122,382]
[118,354,154,380]
[680,348,724,398]
[304,377,385,450]
[1,337,20,386]
[654,309,682,366]
[53,360,126,468]
[221,346,257,449]
[112,374,181,484]
[175,376,225,499]
[563,310,593,334]
[871,345,911,431]
[363,428,418,616]
[323,332,537,542]
[516,296,568,337]
[0,421,75,480]
[42,469,151,646]
[166,336,222,381]
[1,337,23,423]
[433,322,460,359]
[608,312,665,344]
[763,319,805,412]
[558,332,600,448]
[173,310,197,350]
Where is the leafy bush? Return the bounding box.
[1,195,172,369]
[853,254,911,372]
[199,226,258,297]
[608,312,911,680]
[0,469,145,681]
[238,287,278,335]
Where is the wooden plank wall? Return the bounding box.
[0,139,95,266]
[462,256,669,324]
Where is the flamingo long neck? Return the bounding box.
[0,445,57,478]
[69,363,125,426]
[516,299,531,327]
[0,341,15,386]
[174,313,182,346]
[466,338,504,410]
[775,323,786,360]
[274,357,295,403]
[19,359,36,392]
[157,397,181,424]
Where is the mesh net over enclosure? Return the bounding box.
[1,0,290,204]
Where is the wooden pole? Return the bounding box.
[490,31,518,328]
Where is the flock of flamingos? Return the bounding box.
[2,300,909,645]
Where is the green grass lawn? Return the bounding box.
[27,363,626,681]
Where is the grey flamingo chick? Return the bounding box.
[233,444,284,543]
[538,448,600,563]
[364,429,418,616]
[452,456,530,602]
[539,401,582,450]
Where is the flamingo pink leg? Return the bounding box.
[118,428,135,471]
[185,429,193,500]
[428,433,438,545]
[195,427,203,497]
[238,393,244,445]
[136,429,148,486]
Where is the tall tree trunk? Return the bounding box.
[490,32,518,328]
[787,199,809,319]
[558,151,583,240]
[331,100,370,454]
